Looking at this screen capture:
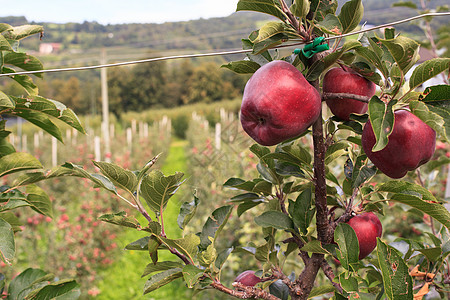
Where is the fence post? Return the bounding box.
[94,136,101,162]
[215,123,221,150]
[51,137,58,167]
[127,128,133,153]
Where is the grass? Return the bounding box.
[96,139,192,299]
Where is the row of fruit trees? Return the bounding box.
[1,0,450,299]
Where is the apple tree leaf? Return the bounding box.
[380,36,420,75]
[317,14,343,35]
[93,161,138,194]
[3,53,43,78]
[141,261,184,277]
[98,211,142,229]
[3,25,43,41]
[409,58,450,90]
[177,194,199,230]
[338,0,364,34]
[0,217,15,265]
[367,96,396,152]
[255,210,295,231]
[0,152,42,177]
[291,0,310,19]
[7,268,48,300]
[143,268,183,294]
[409,100,446,141]
[60,162,118,194]
[159,234,200,265]
[0,91,14,109]
[221,60,261,74]
[139,170,184,215]
[24,279,79,300]
[182,265,204,288]
[236,0,287,22]
[334,223,359,271]
[392,1,418,9]
[309,0,338,22]
[199,205,233,250]
[2,67,39,96]
[377,239,413,300]
[26,184,53,218]
[378,181,450,229]
[289,187,314,234]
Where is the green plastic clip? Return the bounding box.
[294,37,329,59]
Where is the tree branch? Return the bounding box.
[210,281,280,300]
[322,92,371,104]
[320,259,343,294]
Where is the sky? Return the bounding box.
[2,0,240,24]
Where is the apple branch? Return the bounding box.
[279,0,309,40]
[322,92,371,104]
[210,281,280,300]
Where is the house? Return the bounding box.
[39,43,62,54]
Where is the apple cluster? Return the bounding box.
[240,60,436,179]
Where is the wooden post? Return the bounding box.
[101,48,111,162]
[127,128,133,153]
[51,137,57,167]
[445,165,450,199]
[215,123,221,150]
[94,136,101,162]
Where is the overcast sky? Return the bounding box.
[2,0,240,24]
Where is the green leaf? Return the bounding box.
[160,234,200,264]
[367,96,396,152]
[3,25,43,40]
[355,45,389,80]
[0,34,13,51]
[250,21,289,44]
[0,217,14,264]
[0,91,14,109]
[12,96,85,134]
[380,36,420,74]
[376,239,413,300]
[378,181,450,229]
[221,60,261,74]
[0,152,42,177]
[4,53,43,78]
[338,0,364,34]
[24,279,79,300]
[199,205,233,249]
[3,67,39,95]
[236,0,287,22]
[309,0,338,22]
[198,244,217,267]
[325,141,349,164]
[140,170,184,214]
[182,265,204,288]
[334,223,359,271]
[291,0,310,19]
[290,187,314,234]
[417,247,442,262]
[26,184,53,218]
[98,211,141,229]
[300,239,331,255]
[255,210,294,231]
[7,268,48,300]
[339,273,358,293]
[60,162,117,194]
[12,109,63,142]
[141,261,183,277]
[317,14,343,35]
[125,236,152,251]
[392,1,418,9]
[269,279,289,300]
[93,161,137,194]
[409,100,446,141]
[420,85,450,107]
[177,194,199,229]
[409,58,450,90]
[308,285,336,299]
[143,268,183,294]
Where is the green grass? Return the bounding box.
[96,139,192,299]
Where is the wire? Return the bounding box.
[0,12,449,78]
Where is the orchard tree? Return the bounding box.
[1,1,450,300]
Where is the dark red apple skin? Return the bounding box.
[323,67,376,121]
[362,110,436,179]
[240,60,321,146]
[346,212,382,260]
[234,270,262,287]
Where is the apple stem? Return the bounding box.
[322,92,371,103]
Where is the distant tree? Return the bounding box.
[186,62,224,104]
[129,60,168,109]
[108,67,132,119]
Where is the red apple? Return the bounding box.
[323,67,376,121]
[234,270,261,287]
[346,212,382,259]
[240,60,321,146]
[362,110,436,179]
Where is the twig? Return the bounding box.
[320,259,343,293]
[210,280,280,300]
[322,92,371,104]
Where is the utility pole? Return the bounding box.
[101,48,111,162]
